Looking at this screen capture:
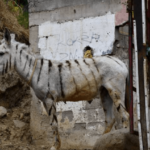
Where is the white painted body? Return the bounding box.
[0,30,129,150]
[29,55,128,103]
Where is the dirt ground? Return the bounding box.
[0,88,51,150]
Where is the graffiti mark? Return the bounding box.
[38,16,115,61]
[59,49,79,61]
[54,32,101,47]
[60,53,68,61]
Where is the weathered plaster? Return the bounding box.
[115,0,128,25]
[38,15,115,61]
[29,0,121,13]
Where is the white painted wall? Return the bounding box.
[38,14,115,61]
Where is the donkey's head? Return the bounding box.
[0,28,28,75]
[0,29,12,75]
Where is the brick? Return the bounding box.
[59,110,74,122]
[83,95,102,110]
[86,122,105,133]
[74,123,86,130]
[29,26,40,53]
[86,109,105,123]
[119,25,128,36]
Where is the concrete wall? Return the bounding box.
[29,0,129,149]
[29,0,128,53]
[38,14,115,60]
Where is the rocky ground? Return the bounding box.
[93,129,139,150]
[0,76,50,150]
[0,88,32,150]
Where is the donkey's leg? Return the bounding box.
[41,98,61,150]
[49,98,61,150]
[104,78,129,129]
[100,87,115,134]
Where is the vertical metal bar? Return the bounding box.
[134,20,143,150]
[142,1,149,150]
[144,58,150,150]
[128,0,134,134]
[134,0,148,149]
[147,0,150,45]
[142,0,146,44]
[146,0,150,110]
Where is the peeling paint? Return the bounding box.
[115,0,128,26]
[57,112,75,131]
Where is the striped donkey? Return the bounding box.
[0,29,129,150]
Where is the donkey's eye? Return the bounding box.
[0,52,5,56]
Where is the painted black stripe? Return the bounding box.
[91,58,99,73]
[117,103,127,112]
[5,60,8,73]
[120,104,127,111]
[83,59,88,65]
[51,95,54,101]
[83,59,98,88]
[29,58,32,67]
[16,44,18,50]
[23,55,28,71]
[56,137,59,143]
[22,46,27,50]
[66,60,71,68]
[74,59,79,65]
[14,57,16,69]
[58,64,65,98]
[106,56,122,67]
[2,64,5,75]
[48,81,50,93]
[37,59,43,82]
[3,46,6,49]
[49,106,52,116]
[43,102,47,113]
[53,114,58,123]
[53,105,56,112]
[26,58,32,78]
[66,60,78,92]
[49,104,56,116]
[20,49,23,62]
[9,55,11,70]
[117,104,120,112]
[74,59,91,90]
[88,100,93,104]
[48,60,52,97]
[49,60,52,72]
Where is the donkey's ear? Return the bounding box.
[4,28,11,45]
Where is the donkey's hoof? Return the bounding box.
[50,146,56,150]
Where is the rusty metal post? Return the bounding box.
[134,0,148,149]
[127,0,134,134]
[147,0,150,108]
